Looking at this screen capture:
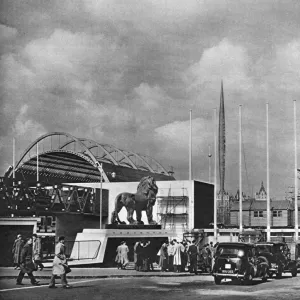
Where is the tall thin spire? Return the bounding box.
[218,81,226,223]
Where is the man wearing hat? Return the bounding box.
[16,237,39,285]
[12,234,24,269]
[48,236,72,289]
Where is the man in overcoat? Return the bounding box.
[16,237,39,285]
[158,242,168,271]
[32,234,44,270]
[12,234,24,269]
[167,240,175,271]
[173,240,184,272]
[187,240,199,274]
[116,241,129,270]
[48,236,71,289]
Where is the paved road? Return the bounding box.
[1,275,300,300]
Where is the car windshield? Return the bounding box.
[216,246,245,257]
[256,245,272,253]
[273,244,284,253]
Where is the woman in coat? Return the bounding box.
[48,236,71,289]
[16,237,39,285]
[158,242,168,271]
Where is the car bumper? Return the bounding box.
[213,272,244,278]
[269,268,278,272]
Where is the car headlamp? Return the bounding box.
[237,250,245,257]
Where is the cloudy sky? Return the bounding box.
[1,0,300,199]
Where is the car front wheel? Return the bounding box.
[291,268,297,277]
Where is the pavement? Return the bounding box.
[0,267,206,279]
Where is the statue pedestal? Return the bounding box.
[69,226,174,267]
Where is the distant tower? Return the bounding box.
[255,181,267,201]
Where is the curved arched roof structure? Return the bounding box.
[10,132,175,184]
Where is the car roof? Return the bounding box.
[217,242,253,247]
[255,242,284,246]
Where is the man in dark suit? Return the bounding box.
[187,240,199,275]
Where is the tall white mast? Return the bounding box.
[36,142,39,182]
[13,138,15,181]
[239,105,243,232]
[189,109,192,181]
[214,108,218,242]
[266,103,271,242]
[294,100,298,242]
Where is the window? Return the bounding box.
[273,210,283,217]
[254,211,263,217]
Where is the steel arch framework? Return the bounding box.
[14,132,170,182]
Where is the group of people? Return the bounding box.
[158,240,218,274]
[115,240,157,271]
[12,234,44,272]
[12,234,71,288]
[134,240,156,271]
[114,239,218,274]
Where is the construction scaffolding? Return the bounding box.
[156,187,189,231]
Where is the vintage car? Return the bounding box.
[212,242,269,285]
[255,242,297,278]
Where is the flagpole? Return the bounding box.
[266,103,271,242]
[13,138,15,182]
[189,109,192,181]
[294,100,298,242]
[214,108,218,242]
[37,142,39,182]
[239,105,243,233]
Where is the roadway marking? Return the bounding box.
[0,278,104,292]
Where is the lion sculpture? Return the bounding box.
[110,176,158,225]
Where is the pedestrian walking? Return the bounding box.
[32,234,44,270]
[158,242,168,271]
[16,237,39,286]
[12,234,24,269]
[187,240,199,274]
[48,236,72,289]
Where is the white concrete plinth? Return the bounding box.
[69,228,175,266]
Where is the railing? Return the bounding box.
[65,240,101,260]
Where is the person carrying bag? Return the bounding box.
[48,236,72,289]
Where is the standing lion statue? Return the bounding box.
[110,176,158,225]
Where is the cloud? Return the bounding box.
[131,83,170,110]
[272,39,300,91]
[154,117,212,159]
[185,39,253,91]
[0,24,17,41]
[13,104,46,137]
